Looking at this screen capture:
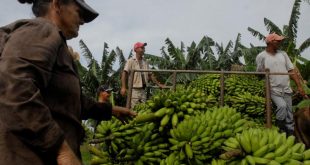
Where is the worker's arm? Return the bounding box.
[121,71,128,96]
[289,69,308,99]
[150,73,165,88]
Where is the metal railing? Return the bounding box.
[126,69,293,128]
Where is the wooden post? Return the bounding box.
[220,70,225,107]
[265,69,272,128]
[126,70,135,109]
[172,72,177,91]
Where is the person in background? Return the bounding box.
[0,0,135,164]
[256,32,308,135]
[96,85,132,125]
[97,85,113,103]
[121,42,165,108]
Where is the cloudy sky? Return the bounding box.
[1,0,310,66]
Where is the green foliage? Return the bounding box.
[247,0,310,83]
[78,40,127,103]
[297,99,310,109]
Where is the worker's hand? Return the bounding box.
[297,87,309,99]
[158,84,165,89]
[57,141,81,165]
[112,106,137,124]
[120,87,127,97]
[303,94,309,99]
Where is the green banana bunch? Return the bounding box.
[211,159,227,165]
[188,74,221,97]
[132,102,152,113]
[115,123,169,164]
[225,75,265,97]
[168,106,250,164]
[160,152,182,165]
[189,74,265,104]
[88,145,112,165]
[226,92,265,114]
[90,117,141,160]
[134,88,217,132]
[220,128,310,165]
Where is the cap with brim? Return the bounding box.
[75,0,99,23]
[265,33,285,43]
[134,42,147,51]
[97,85,113,93]
[104,88,113,92]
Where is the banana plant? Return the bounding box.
[216,41,233,71]
[201,36,217,70]
[79,40,120,99]
[154,37,210,84]
[248,0,310,75]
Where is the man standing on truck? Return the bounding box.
[256,33,308,135]
[121,42,164,108]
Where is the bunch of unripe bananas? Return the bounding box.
[218,128,310,164]
[90,122,170,164]
[188,74,265,98]
[225,75,265,97]
[132,102,152,114]
[225,92,265,117]
[188,74,221,97]
[189,74,266,121]
[116,123,170,164]
[161,106,251,164]
[90,118,141,161]
[87,85,310,165]
[134,88,217,132]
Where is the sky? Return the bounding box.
[1,0,310,67]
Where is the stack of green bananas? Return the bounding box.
[166,106,250,164]
[116,123,170,164]
[87,145,112,165]
[188,74,266,121]
[132,102,152,113]
[160,152,182,165]
[188,74,221,97]
[225,75,265,97]
[82,121,95,142]
[220,128,310,164]
[211,159,227,165]
[144,89,171,111]
[225,92,265,117]
[188,74,265,98]
[92,118,141,157]
[134,88,217,132]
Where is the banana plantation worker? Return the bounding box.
[256,33,309,135]
[97,85,113,103]
[97,85,131,124]
[121,42,165,108]
[0,0,136,164]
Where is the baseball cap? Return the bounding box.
[134,42,147,51]
[75,0,99,23]
[97,85,113,93]
[265,33,285,43]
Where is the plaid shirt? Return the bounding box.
[124,56,150,88]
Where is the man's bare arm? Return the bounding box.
[289,69,308,99]
[120,71,128,96]
[150,73,165,88]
